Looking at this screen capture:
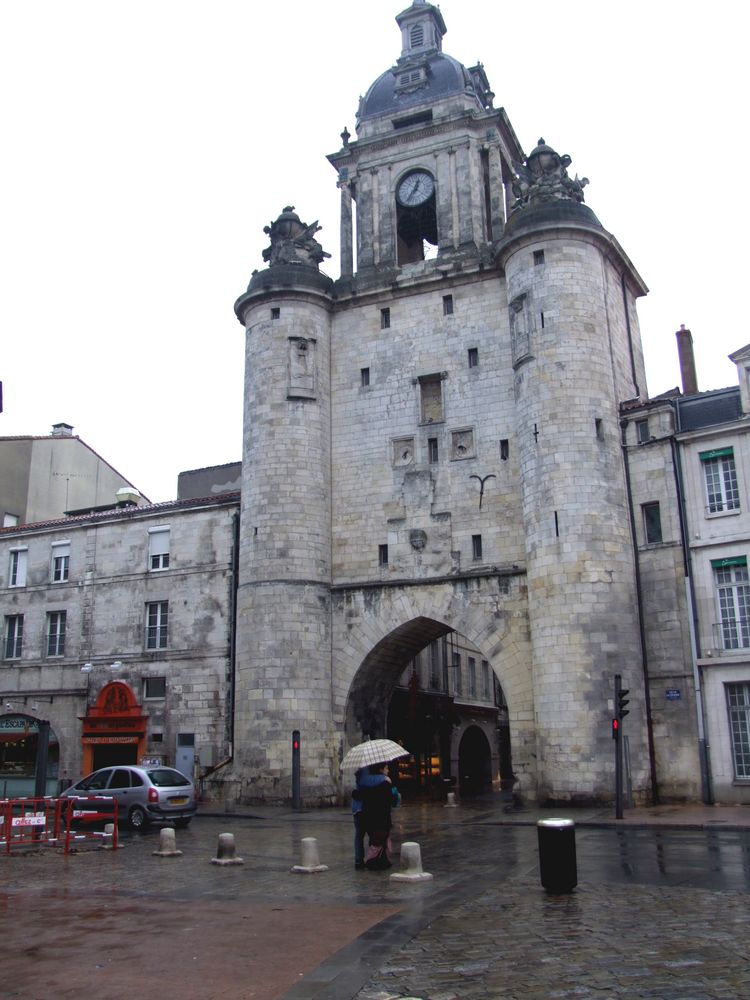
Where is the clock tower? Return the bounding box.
[233,1,654,806]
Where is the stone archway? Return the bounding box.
[332,575,537,799]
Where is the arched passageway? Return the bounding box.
[345,617,513,800]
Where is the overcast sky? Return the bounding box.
[2,1,747,503]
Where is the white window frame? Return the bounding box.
[9,548,27,587]
[4,615,23,659]
[714,558,750,650]
[726,682,750,779]
[46,610,67,657]
[148,527,170,572]
[145,601,169,650]
[701,448,740,514]
[51,541,70,583]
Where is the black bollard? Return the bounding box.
[537,818,577,893]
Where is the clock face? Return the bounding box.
[397,170,435,207]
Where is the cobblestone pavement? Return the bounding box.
[1,799,749,1000]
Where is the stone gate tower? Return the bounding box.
[232,0,651,805]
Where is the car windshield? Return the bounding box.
[147,768,190,787]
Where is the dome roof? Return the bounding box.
[360,52,483,122]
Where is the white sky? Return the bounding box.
[2,1,747,503]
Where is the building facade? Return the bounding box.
[229,0,655,806]
[625,334,750,804]
[0,495,236,798]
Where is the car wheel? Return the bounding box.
[173,817,192,829]
[128,805,148,831]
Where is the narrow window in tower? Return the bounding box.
[472,534,483,561]
[410,23,424,47]
[381,308,391,329]
[481,148,493,241]
[419,374,444,424]
[378,544,389,567]
[360,367,370,387]
[468,347,479,368]
[428,437,439,463]
[554,511,560,537]
[636,418,650,443]
[500,439,509,461]
[443,295,454,316]
[534,249,545,266]
[540,312,545,328]
[271,307,280,320]
[643,502,663,544]
[595,418,604,441]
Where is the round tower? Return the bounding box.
[233,208,335,804]
[497,141,650,803]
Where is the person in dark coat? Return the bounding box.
[360,762,400,869]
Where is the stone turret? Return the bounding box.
[233,209,335,804]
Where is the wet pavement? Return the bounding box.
[1,797,749,999]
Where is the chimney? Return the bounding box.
[675,325,698,396]
[51,422,74,437]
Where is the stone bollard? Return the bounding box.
[211,832,245,866]
[444,792,458,808]
[153,826,183,858]
[102,823,116,850]
[291,837,328,873]
[389,841,433,882]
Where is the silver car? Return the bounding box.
[60,765,197,830]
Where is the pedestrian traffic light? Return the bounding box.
[612,717,619,739]
[618,688,630,720]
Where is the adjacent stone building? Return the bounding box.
[1,423,148,526]
[624,330,750,804]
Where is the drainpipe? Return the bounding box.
[669,427,713,803]
[228,511,240,757]
[620,418,659,803]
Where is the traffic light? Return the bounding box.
[612,717,619,739]
[618,688,630,720]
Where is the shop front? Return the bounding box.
[0,714,59,797]
[80,682,147,775]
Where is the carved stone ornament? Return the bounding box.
[262,206,332,268]
[511,138,589,211]
[409,529,427,551]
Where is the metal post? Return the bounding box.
[34,720,51,798]
[292,730,301,810]
[614,675,623,820]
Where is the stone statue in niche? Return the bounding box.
[510,294,531,364]
[262,206,332,269]
[511,138,589,211]
[288,337,316,398]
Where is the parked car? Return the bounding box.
[59,765,197,830]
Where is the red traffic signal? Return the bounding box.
[612,717,619,739]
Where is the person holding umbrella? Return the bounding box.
[360,761,401,870]
[342,738,408,871]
